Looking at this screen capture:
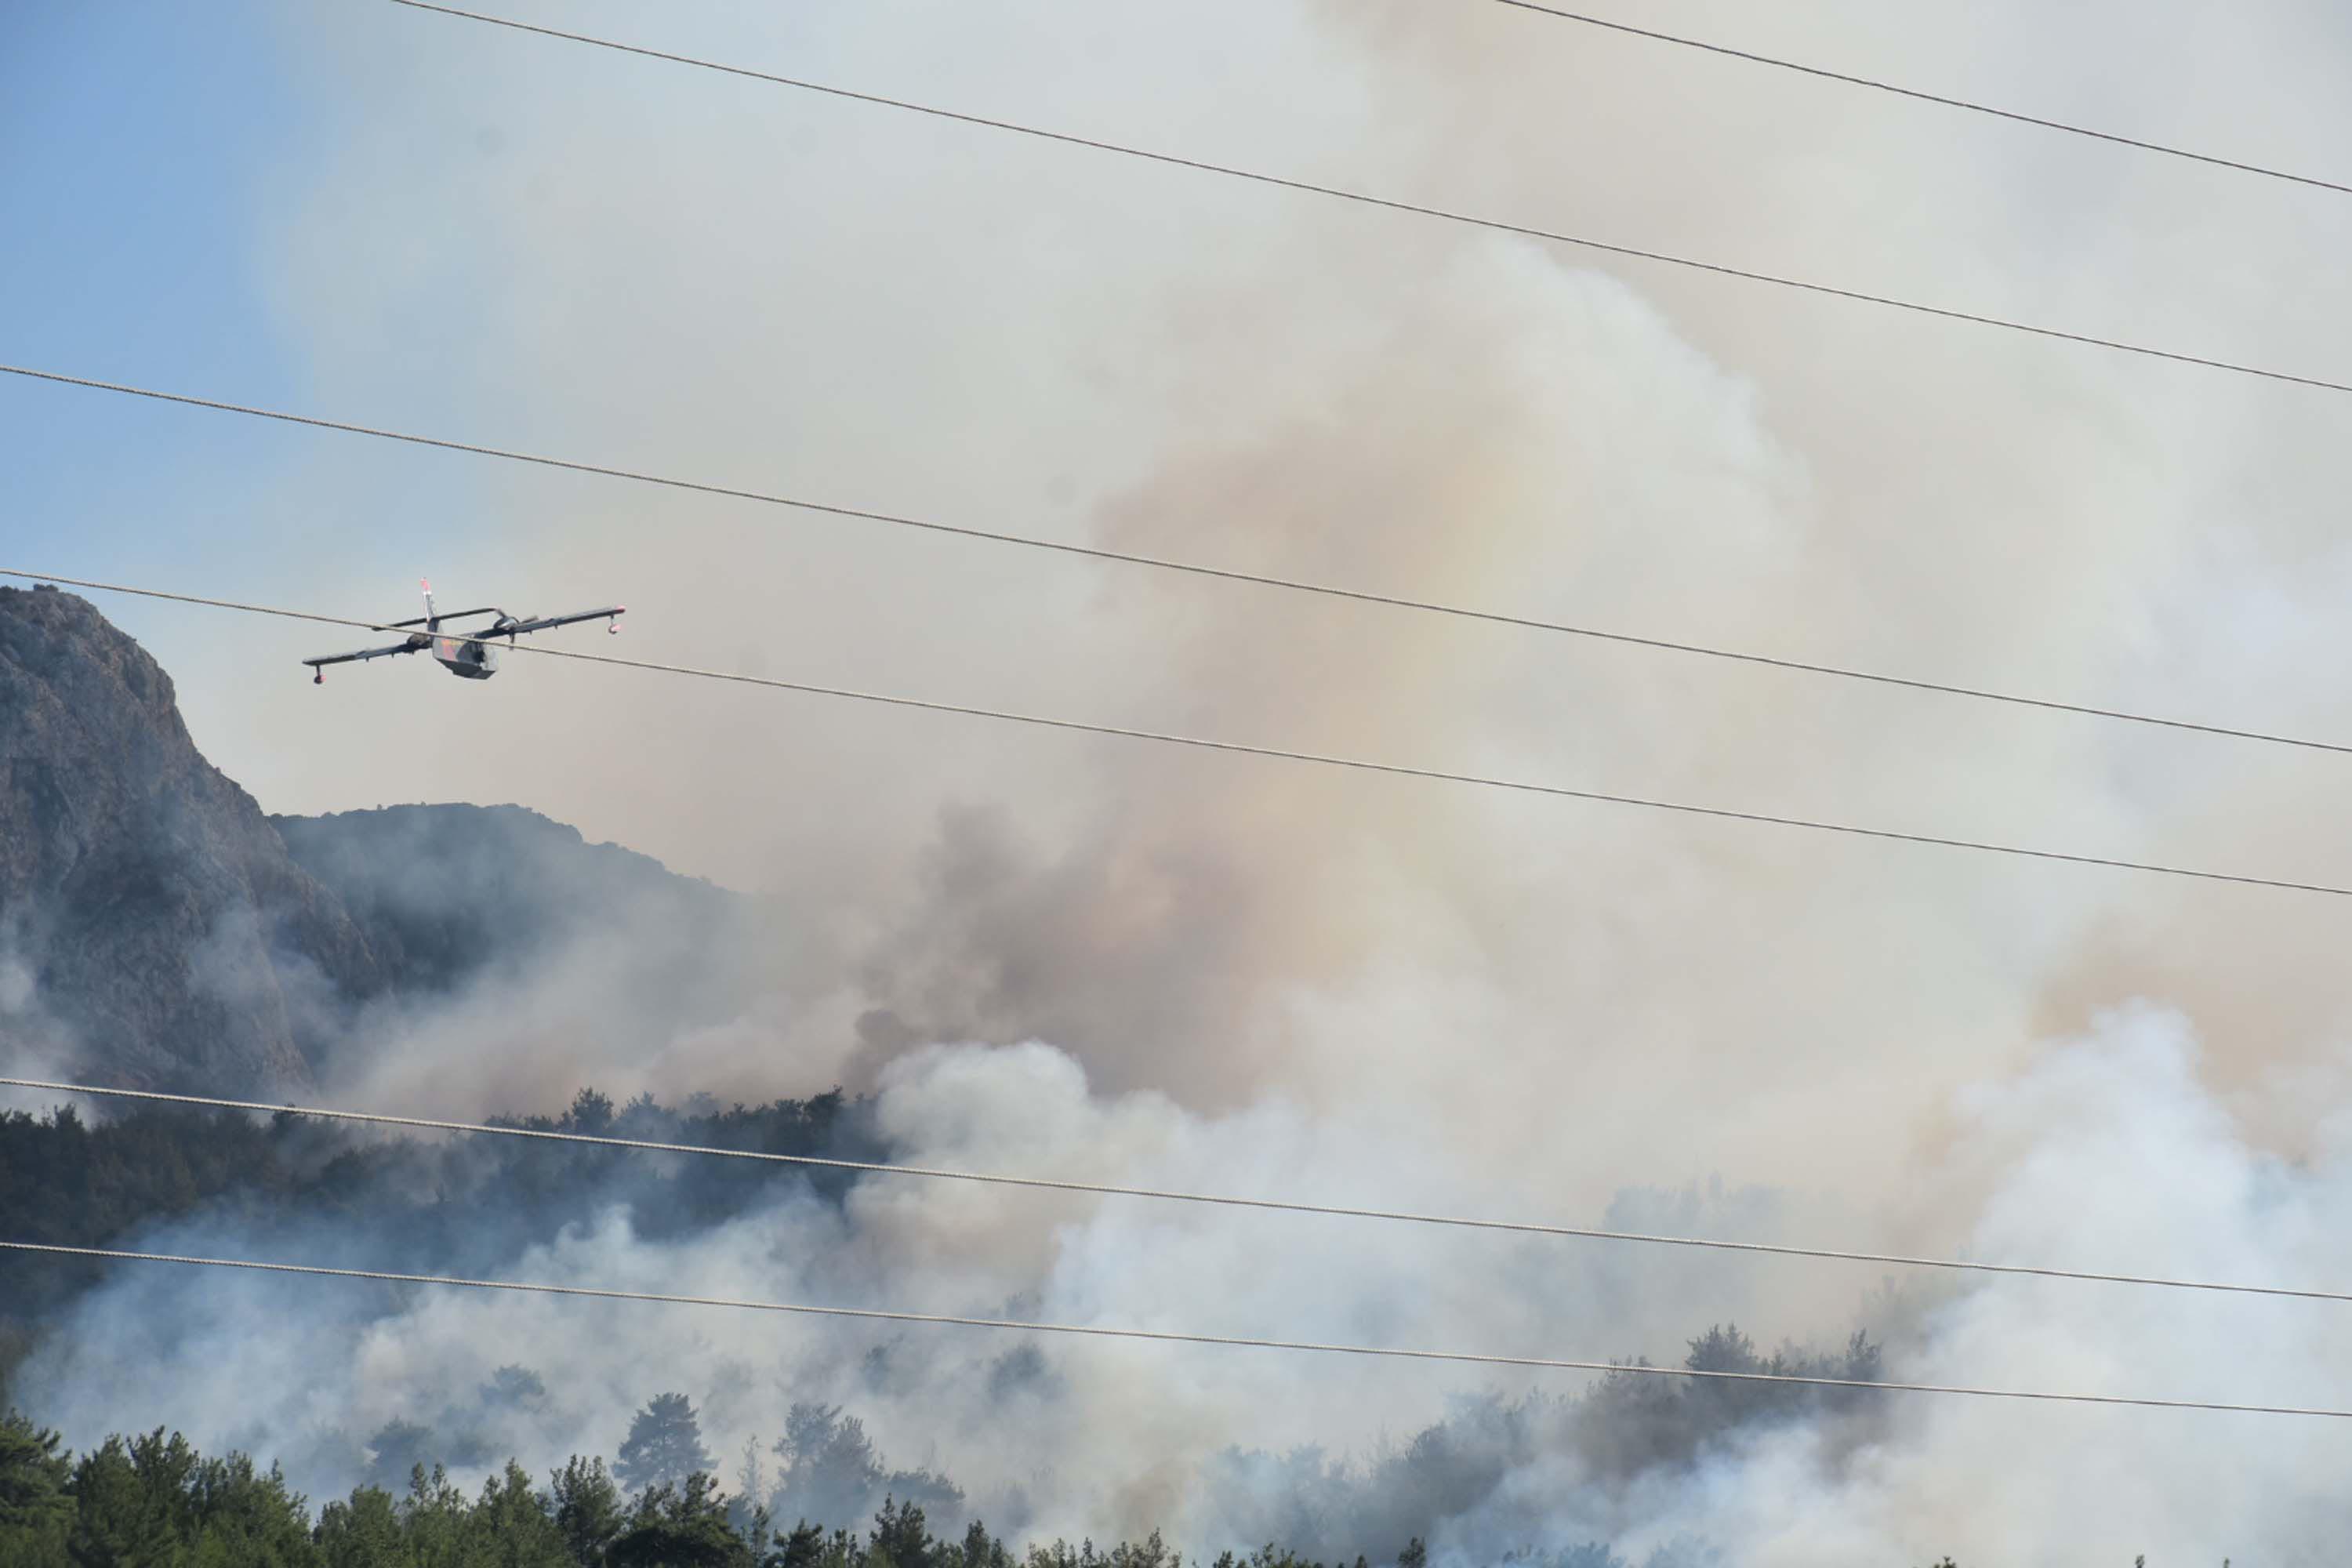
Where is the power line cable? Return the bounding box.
[4,1239,2343,1418]
[1486,0,2352,198]
[7,361,2350,761]
[6,566,2351,898]
[383,0,2352,397]
[13,1074,2351,1308]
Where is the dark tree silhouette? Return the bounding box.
[610,1472,747,1567]
[362,1418,439,1494]
[616,1392,717,1496]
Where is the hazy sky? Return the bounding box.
[16,3,2352,1558]
[15,0,2352,1128]
[8,0,2352,877]
[19,0,2352,1219]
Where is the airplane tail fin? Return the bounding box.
[422,577,438,630]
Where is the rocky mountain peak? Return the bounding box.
[0,585,387,1093]
[0,587,741,1098]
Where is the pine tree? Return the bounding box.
[460,1460,570,1566]
[870,1494,934,1568]
[552,1455,627,1565]
[67,1432,195,1566]
[611,1472,750,1567]
[0,1414,71,1568]
[616,1393,717,1496]
[315,1488,404,1568]
[775,1519,829,1568]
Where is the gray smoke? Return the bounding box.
[25,0,2352,1560]
[23,1008,2350,1563]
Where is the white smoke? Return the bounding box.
[24,0,2352,1558]
[26,1007,2352,1562]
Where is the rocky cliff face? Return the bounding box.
[0,585,385,1094]
[0,586,735,1096]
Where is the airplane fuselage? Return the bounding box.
[432,634,499,679]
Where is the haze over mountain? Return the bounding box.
[2,584,2343,1567]
[0,583,1927,1563]
[0,583,733,1097]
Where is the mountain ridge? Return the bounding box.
[0,584,726,1095]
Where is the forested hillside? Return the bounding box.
[0,1090,879,1397]
[0,1353,1958,1568]
[0,596,2031,1564]
[0,1086,1910,1568]
[0,1407,1410,1568]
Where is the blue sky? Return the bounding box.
[4,1,531,662]
[5,2,332,579]
[2,0,565,796]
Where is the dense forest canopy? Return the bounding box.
[0,1388,1993,1568]
[0,1398,1480,1568]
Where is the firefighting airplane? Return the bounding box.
[303,580,623,684]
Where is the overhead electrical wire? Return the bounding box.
[1485,1,2352,198]
[382,0,2352,397]
[5,1240,2346,1419]
[7,565,2352,899]
[8,361,2351,763]
[13,1074,2352,1309]
[13,1,2345,1444]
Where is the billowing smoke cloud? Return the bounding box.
[24,1009,2352,1563]
[155,0,2352,1181]
[23,0,2352,1559]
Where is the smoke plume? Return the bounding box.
[21,0,2352,1560]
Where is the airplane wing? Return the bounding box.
[493,605,625,638]
[302,637,426,670]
